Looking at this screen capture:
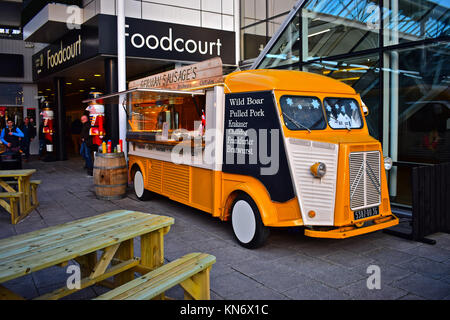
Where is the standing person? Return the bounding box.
[80,115,93,176]
[29,118,37,141]
[1,119,24,153]
[71,118,82,154]
[19,117,33,162]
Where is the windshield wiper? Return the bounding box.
[345,122,352,131]
[282,112,311,133]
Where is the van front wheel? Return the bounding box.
[133,169,152,201]
[231,194,269,249]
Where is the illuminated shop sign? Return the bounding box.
[123,17,235,65]
[32,15,236,81]
[46,35,82,69]
[32,21,98,80]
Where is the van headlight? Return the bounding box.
[384,157,393,171]
[311,162,327,178]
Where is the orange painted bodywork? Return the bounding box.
[128,69,398,238]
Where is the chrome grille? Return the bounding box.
[349,151,381,210]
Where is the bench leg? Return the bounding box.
[31,185,39,207]
[181,267,212,300]
[140,230,164,270]
[114,239,134,286]
[10,198,19,225]
[0,285,25,300]
[76,252,98,278]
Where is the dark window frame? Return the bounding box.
[323,97,364,130]
[279,94,328,131]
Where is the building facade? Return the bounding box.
[0,0,42,155]
[247,0,449,208]
[3,0,448,208]
[18,0,240,157]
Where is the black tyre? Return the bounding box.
[133,168,152,201]
[231,193,269,249]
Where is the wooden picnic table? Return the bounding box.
[0,210,174,300]
[0,169,39,224]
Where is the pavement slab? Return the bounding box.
[0,157,448,300]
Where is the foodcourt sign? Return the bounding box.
[32,15,236,80]
[124,18,235,65]
[32,22,98,81]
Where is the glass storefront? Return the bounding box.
[241,0,298,61]
[0,83,24,129]
[303,0,380,60]
[251,0,450,207]
[258,14,300,69]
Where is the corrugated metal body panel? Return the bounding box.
[162,162,190,202]
[147,159,162,193]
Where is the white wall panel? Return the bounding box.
[83,0,97,22]
[222,15,234,31]
[142,2,201,26]
[125,0,142,18]
[222,0,234,15]
[99,0,116,15]
[202,11,222,29]
[144,0,201,10]
[201,0,221,13]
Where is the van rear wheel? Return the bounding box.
[133,169,152,201]
[231,194,269,249]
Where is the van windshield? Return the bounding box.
[280,96,326,131]
[324,98,363,130]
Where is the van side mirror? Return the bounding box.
[362,105,369,116]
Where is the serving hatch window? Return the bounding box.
[129,95,205,133]
[280,95,327,131]
[324,98,363,130]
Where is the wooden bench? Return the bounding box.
[0,192,22,224]
[0,170,38,224]
[94,253,216,300]
[6,180,40,207]
[0,210,174,300]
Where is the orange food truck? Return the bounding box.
[85,58,398,248]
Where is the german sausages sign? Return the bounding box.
[129,58,224,90]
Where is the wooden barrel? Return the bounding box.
[93,152,128,200]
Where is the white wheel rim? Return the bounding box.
[134,171,145,198]
[232,200,256,244]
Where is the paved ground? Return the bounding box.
[1,157,449,300]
